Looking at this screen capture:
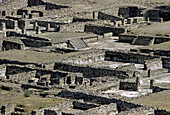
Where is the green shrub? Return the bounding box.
[24,91,31,97]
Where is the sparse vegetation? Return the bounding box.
[24,91,31,97]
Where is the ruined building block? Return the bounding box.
[160,18,163,23]
[147,17,150,23]
[93,11,99,20]
[46,23,51,31]
[1,22,6,32]
[36,26,41,34]
[1,104,16,114]
[33,21,38,30]
[127,18,133,24]
[22,29,27,34]
[122,19,126,26]
[150,79,154,89]
[14,20,18,30]
[148,69,151,77]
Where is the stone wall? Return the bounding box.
[98,11,122,21]
[154,109,170,115]
[45,3,69,10]
[28,0,45,7]
[2,40,24,51]
[73,101,99,110]
[144,58,162,70]
[154,36,170,44]
[105,50,158,64]
[74,12,94,19]
[119,81,138,91]
[78,103,118,115]
[54,62,131,78]
[139,48,170,57]
[119,34,170,45]
[84,24,126,35]
[152,86,170,93]
[60,22,86,33]
[162,58,170,69]
[0,19,14,29]
[57,90,143,112]
[119,6,138,18]
[119,34,137,43]
[1,104,16,115]
[21,38,52,47]
[0,65,6,79]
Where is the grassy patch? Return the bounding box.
[128,90,170,110]
[0,91,65,113]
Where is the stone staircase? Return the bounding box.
[69,38,88,50]
[132,36,154,46]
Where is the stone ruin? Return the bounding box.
[0,0,170,114]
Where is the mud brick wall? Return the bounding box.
[119,81,138,91]
[144,58,162,70]
[54,62,130,78]
[105,50,159,64]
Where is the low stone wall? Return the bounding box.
[84,24,126,35]
[73,101,99,110]
[21,84,49,90]
[144,58,162,70]
[98,11,122,21]
[162,58,170,69]
[105,50,158,64]
[78,103,118,115]
[2,40,24,51]
[54,62,131,78]
[155,36,170,44]
[57,90,143,112]
[119,81,138,91]
[7,31,50,41]
[21,38,52,47]
[82,35,99,44]
[0,59,42,67]
[139,48,170,57]
[119,34,137,43]
[152,86,170,93]
[154,109,170,115]
[1,104,16,115]
[60,22,86,33]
